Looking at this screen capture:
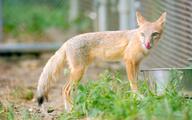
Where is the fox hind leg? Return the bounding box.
[62,80,71,112]
[62,65,85,112]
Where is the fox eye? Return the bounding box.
[152,32,160,37]
[152,32,160,40]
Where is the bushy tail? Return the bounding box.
[37,45,66,106]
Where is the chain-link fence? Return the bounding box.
[140,0,192,68]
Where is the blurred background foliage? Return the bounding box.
[2,0,192,68]
[2,0,93,43]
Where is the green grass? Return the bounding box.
[1,70,191,120]
[59,70,192,120]
[3,3,70,36]
[3,0,93,39]
[0,104,40,120]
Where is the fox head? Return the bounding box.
[136,11,166,50]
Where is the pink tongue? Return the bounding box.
[146,42,151,49]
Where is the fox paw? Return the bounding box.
[64,101,73,112]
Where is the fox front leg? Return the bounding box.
[125,59,139,93]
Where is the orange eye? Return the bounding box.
[152,32,160,37]
[151,32,160,40]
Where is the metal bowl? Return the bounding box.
[140,68,192,96]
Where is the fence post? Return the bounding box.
[0,0,3,42]
[98,0,107,31]
[118,0,138,30]
[129,0,138,29]
[69,0,79,21]
[69,0,79,32]
[118,0,129,30]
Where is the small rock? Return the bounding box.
[47,107,54,113]
[29,108,33,112]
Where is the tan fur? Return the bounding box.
[37,12,166,112]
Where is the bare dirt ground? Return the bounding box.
[0,54,125,120]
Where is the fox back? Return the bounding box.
[64,12,166,65]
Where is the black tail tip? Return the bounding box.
[37,96,44,106]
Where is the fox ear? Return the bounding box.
[136,11,146,26]
[156,12,167,26]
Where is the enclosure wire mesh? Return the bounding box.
[140,0,192,68]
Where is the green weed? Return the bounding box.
[3,0,93,39]
[59,70,192,120]
[7,104,14,120]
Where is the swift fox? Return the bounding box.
[37,11,166,112]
